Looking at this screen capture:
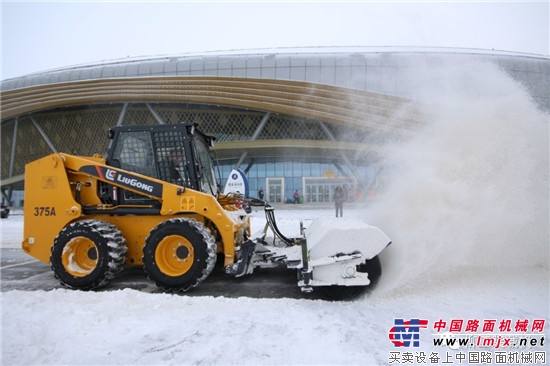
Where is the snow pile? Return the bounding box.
[3,288,393,365]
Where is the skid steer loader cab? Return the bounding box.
[105,123,218,200]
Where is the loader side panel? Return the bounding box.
[22,154,83,263]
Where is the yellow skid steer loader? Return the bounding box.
[22,123,390,299]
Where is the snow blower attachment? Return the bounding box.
[21,123,391,300]
[225,204,391,299]
[301,217,390,289]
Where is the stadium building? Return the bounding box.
[1,47,548,206]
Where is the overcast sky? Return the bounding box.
[1,1,549,80]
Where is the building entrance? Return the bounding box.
[304,177,355,203]
[266,177,284,203]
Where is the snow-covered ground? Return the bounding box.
[1,58,548,365]
[1,208,548,365]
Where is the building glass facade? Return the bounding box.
[218,158,376,204]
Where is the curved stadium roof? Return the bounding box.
[1,47,549,192]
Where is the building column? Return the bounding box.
[235,112,270,168]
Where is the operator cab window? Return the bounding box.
[153,130,190,186]
[112,132,157,179]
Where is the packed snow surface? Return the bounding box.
[1,57,548,365]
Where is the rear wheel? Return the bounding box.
[142,218,217,292]
[50,220,127,290]
[317,256,382,301]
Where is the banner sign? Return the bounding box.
[223,168,249,197]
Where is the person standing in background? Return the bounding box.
[334,186,344,217]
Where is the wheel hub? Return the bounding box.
[155,235,194,276]
[62,237,98,277]
[176,245,190,260]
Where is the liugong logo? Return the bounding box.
[389,319,429,347]
[100,168,154,193]
[105,168,117,181]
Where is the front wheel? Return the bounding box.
[142,218,217,292]
[50,220,127,290]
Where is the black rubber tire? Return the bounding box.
[357,255,382,285]
[317,256,382,301]
[50,220,127,290]
[142,218,217,292]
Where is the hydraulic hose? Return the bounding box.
[264,204,294,246]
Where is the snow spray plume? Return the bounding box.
[361,56,549,294]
